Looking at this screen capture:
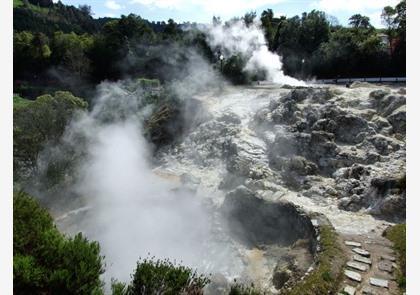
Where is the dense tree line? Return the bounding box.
[257,1,405,79]
[13,0,405,97]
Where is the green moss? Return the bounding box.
[284,225,345,295]
[384,224,406,290]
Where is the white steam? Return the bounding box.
[205,20,306,86]
[59,80,243,284]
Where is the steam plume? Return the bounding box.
[205,20,306,86]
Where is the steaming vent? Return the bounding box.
[221,186,316,248]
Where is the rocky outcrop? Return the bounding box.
[251,85,406,220]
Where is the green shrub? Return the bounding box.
[13,91,87,183]
[222,55,251,85]
[13,94,33,109]
[13,191,104,294]
[124,257,210,295]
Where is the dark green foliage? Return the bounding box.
[13,191,104,294]
[111,279,128,295]
[13,91,87,183]
[13,2,98,35]
[124,257,210,294]
[13,0,405,91]
[384,224,406,290]
[222,55,251,85]
[13,94,33,109]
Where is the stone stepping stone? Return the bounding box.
[343,285,356,295]
[353,254,372,265]
[378,260,393,273]
[369,277,389,288]
[345,270,362,282]
[352,248,370,257]
[347,261,368,271]
[380,254,396,262]
[345,241,362,247]
[361,286,378,295]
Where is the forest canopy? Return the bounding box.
[13,0,406,99]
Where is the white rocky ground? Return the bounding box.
[56,82,406,293]
[157,82,405,234]
[154,82,406,293]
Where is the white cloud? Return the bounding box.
[316,0,399,13]
[130,0,286,16]
[105,0,124,10]
[367,11,384,28]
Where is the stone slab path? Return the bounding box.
[337,233,400,295]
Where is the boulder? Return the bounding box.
[273,267,292,289]
[334,114,369,144]
[379,95,405,117]
[369,134,401,155]
[369,89,390,100]
[387,105,406,135]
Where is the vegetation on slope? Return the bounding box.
[13,94,33,109]
[13,0,406,101]
[284,225,345,295]
[13,91,87,184]
[13,191,104,294]
[384,223,406,290]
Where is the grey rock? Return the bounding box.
[344,270,362,282]
[334,114,369,144]
[353,254,372,265]
[345,241,362,247]
[387,105,406,134]
[272,268,292,289]
[369,277,388,288]
[361,286,378,295]
[378,260,393,273]
[369,89,390,100]
[381,95,406,117]
[380,255,396,262]
[352,248,370,257]
[343,285,356,295]
[370,134,401,155]
[347,261,368,271]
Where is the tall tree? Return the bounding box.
[349,14,372,29]
[260,9,275,50]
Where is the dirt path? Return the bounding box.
[337,232,400,295]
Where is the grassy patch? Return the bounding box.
[13,95,33,109]
[284,225,345,295]
[384,223,406,290]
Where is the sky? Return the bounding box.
[55,0,401,28]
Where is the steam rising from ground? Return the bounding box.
[56,79,243,284]
[205,20,306,86]
[37,21,307,286]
